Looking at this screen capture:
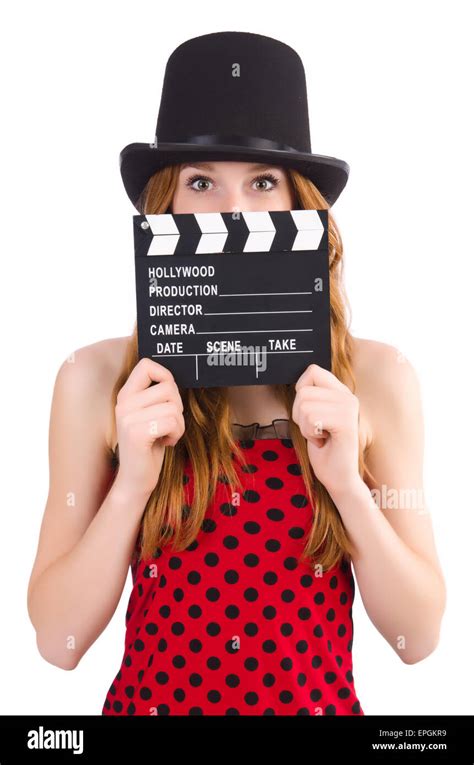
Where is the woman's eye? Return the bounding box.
[252,174,280,191]
[185,175,213,192]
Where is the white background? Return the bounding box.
[1,0,472,715]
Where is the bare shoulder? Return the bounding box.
[54,335,132,452]
[350,337,422,450]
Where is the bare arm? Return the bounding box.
[26,342,147,669]
[28,482,151,670]
[27,344,183,670]
[333,341,447,664]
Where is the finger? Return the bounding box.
[292,387,341,424]
[116,379,183,415]
[120,401,181,430]
[130,413,183,445]
[293,397,340,430]
[294,363,347,393]
[294,386,341,404]
[118,358,175,400]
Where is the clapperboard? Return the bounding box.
[133,209,331,388]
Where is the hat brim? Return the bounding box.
[119,142,349,210]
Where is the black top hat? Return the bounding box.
[119,31,350,209]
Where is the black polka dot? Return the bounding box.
[267,508,284,522]
[244,622,258,636]
[263,606,277,619]
[244,553,259,567]
[262,450,279,461]
[244,587,259,602]
[265,539,281,552]
[220,502,238,517]
[244,521,261,534]
[244,657,258,671]
[244,692,259,706]
[202,519,217,533]
[242,490,260,503]
[223,535,239,549]
[338,688,351,699]
[289,526,305,539]
[291,494,308,508]
[287,463,302,476]
[266,477,284,490]
[262,640,277,653]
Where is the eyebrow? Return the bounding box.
[180,162,283,172]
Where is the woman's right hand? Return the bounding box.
[114,357,185,497]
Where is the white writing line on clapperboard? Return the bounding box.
[152,350,315,356]
[219,291,311,295]
[206,310,312,315]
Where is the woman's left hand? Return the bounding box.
[292,363,362,497]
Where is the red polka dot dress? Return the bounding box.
[101,420,364,716]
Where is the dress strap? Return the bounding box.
[111,419,292,462]
[231,418,291,440]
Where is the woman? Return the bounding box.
[27,32,446,716]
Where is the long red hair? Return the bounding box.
[109,165,370,571]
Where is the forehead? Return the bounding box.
[179,161,284,173]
